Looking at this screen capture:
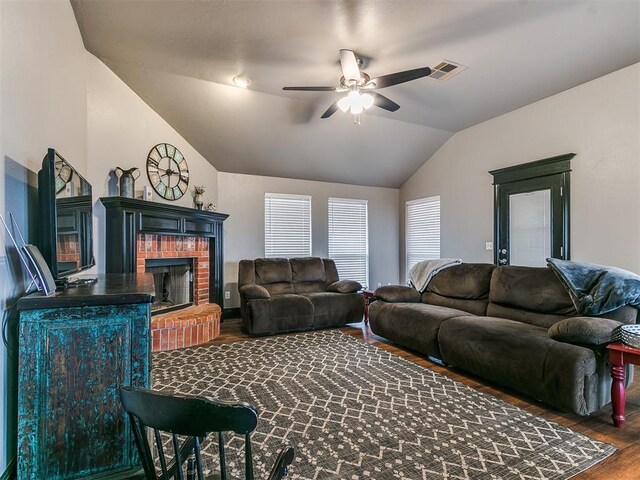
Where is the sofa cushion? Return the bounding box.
[594,304,639,324]
[290,257,327,293]
[290,257,326,282]
[238,259,256,286]
[326,280,361,294]
[421,292,488,316]
[322,259,340,285]
[255,258,293,284]
[486,303,572,329]
[244,295,313,335]
[439,316,598,415]
[548,317,623,346]
[427,263,495,299]
[303,292,364,328]
[368,302,470,359]
[489,265,576,315]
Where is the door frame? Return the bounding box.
[489,153,574,265]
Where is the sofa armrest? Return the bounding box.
[548,316,622,346]
[326,280,362,294]
[239,284,271,300]
[374,285,420,303]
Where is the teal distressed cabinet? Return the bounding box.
[16,274,155,480]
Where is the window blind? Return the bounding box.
[264,193,312,257]
[328,197,368,288]
[406,196,441,275]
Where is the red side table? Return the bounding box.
[361,290,375,324]
[607,342,640,428]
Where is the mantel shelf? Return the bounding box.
[100,196,228,224]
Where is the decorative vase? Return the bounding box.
[194,193,204,210]
[115,167,140,198]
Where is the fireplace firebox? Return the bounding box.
[146,258,194,314]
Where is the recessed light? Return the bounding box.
[233,76,250,88]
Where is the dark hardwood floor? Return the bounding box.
[210,317,640,479]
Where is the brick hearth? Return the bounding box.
[151,304,221,352]
[136,233,221,351]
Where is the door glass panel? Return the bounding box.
[509,189,551,266]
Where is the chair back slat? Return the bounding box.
[172,434,184,480]
[120,387,295,480]
[245,433,254,480]
[154,428,170,478]
[130,414,158,480]
[219,431,227,480]
[193,436,205,480]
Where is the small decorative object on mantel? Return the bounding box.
[146,143,189,201]
[143,185,153,201]
[192,185,205,210]
[205,202,216,212]
[115,167,141,198]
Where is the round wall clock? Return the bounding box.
[146,143,189,200]
[55,158,72,193]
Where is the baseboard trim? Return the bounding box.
[1,457,16,480]
[222,307,240,319]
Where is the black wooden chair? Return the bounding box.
[120,387,295,480]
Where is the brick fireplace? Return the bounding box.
[101,197,228,352]
[137,234,220,351]
[136,234,209,305]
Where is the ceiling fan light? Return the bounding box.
[361,93,374,109]
[350,104,364,115]
[337,96,351,112]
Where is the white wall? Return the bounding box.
[86,54,219,273]
[218,172,400,309]
[0,0,88,472]
[400,63,640,280]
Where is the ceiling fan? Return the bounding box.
[282,49,431,122]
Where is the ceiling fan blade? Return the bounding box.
[371,92,400,112]
[321,102,340,119]
[282,86,337,91]
[370,67,432,89]
[339,49,361,81]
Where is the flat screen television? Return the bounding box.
[38,148,95,280]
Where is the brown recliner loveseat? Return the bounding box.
[238,257,364,335]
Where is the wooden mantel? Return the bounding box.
[100,197,228,306]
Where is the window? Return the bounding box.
[406,196,440,274]
[328,198,368,288]
[264,193,312,257]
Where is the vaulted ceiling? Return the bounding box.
[71,1,640,187]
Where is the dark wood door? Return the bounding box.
[490,154,572,267]
[496,174,568,266]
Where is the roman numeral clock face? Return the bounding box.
[146,143,189,200]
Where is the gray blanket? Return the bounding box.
[547,258,640,315]
[408,258,462,293]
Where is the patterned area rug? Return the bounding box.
[152,330,615,479]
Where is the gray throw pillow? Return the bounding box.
[548,316,622,345]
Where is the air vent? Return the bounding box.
[429,60,467,82]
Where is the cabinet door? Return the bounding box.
[18,303,150,480]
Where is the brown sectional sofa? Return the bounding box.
[238,257,364,335]
[369,263,639,415]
